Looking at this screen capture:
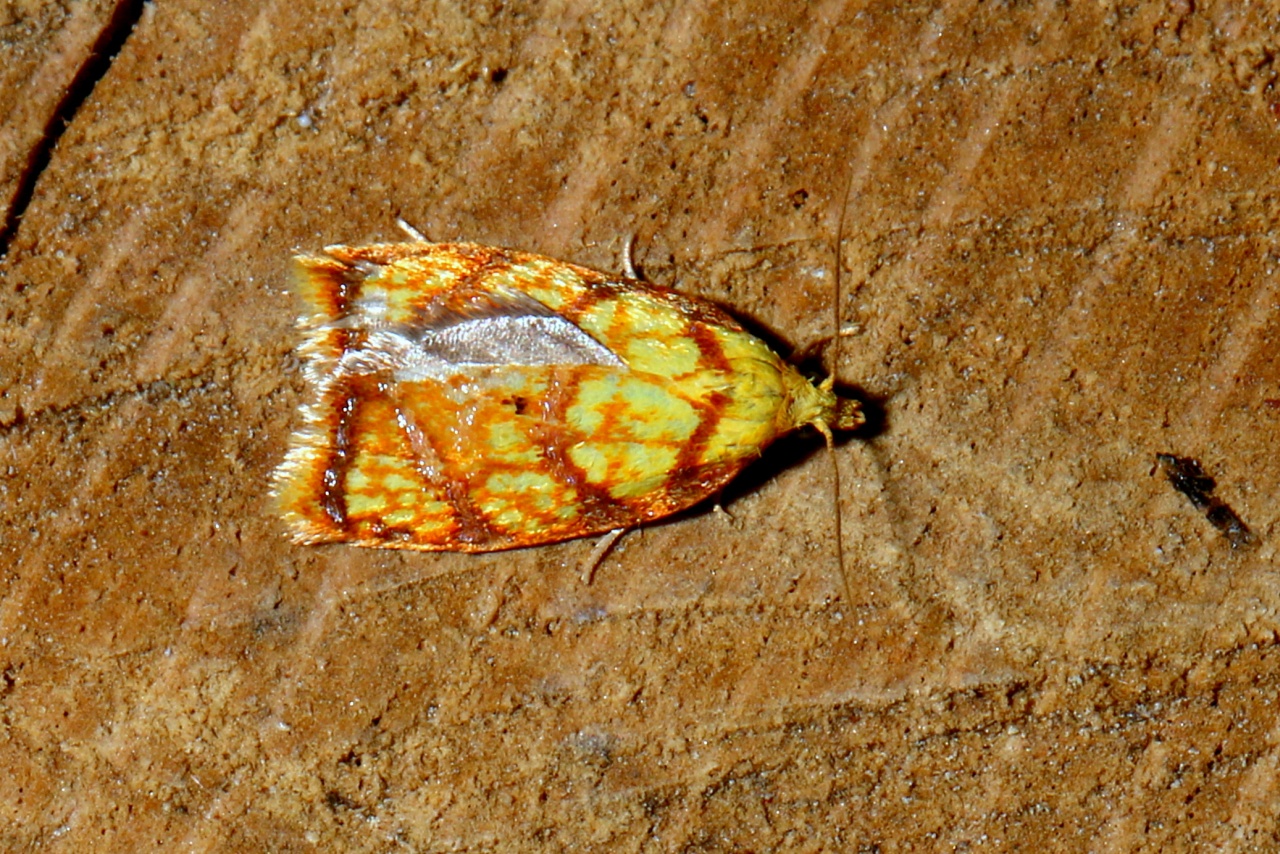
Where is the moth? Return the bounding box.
[273,227,864,554]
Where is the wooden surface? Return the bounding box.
[3,1,1278,850]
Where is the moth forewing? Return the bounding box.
[273,239,863,572]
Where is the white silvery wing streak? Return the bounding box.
[338,283,624,380]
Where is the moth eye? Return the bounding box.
[512,396,530,415]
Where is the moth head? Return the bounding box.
[782,370,865,446]
[821,374,866,433]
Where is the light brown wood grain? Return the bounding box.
[1,1,1277,849]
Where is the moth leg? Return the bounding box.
[621,233,641,280]
[580,527,629,584]
[791,324,863,368]
[710,492,735,523]
[396,218,429,242]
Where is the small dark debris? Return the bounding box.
[1156,453,1255,548]
[325,790,359,812]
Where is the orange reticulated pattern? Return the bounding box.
[274,241,841,551]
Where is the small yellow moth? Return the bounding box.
[274,232,863,553]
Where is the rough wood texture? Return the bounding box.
[2,1,1277,850]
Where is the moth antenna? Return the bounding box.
[830,164,858,610]
[396,218,429,242]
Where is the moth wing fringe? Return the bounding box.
[291,255,354,320]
